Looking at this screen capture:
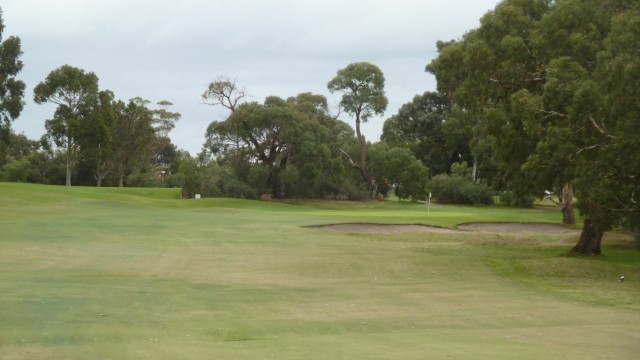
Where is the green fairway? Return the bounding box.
[1,183,639,359]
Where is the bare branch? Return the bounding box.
[202,76,247,113]
[338,148,360,169]
[589,116,614,139]
[330,107,342,122]
[539,110,569,119]
[576,144,599,155]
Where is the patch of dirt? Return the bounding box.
[308,222,577,234]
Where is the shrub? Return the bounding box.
[2,159,30,182]
[126,172,160,187]
[499,190,535,208]
[429,174,493,205]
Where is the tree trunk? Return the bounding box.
[369,178,378,200]
[571,216,603,255]
[561,183,575,225]
[65,139,72,186]
[472,157,478,183]
[355,111,376,200]
[271,168,284,199]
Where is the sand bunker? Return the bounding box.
[309,222,576,234]
[306,223,460,234]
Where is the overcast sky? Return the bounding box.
[3,0,499,155]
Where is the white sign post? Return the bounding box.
[428,192,432,214]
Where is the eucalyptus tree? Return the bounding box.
[205,96,306,197]
[152,100,180,138]
[428,0,552,206]
[204,91,354,198]
[110,98,155,187]
[328,62,388,199]
[79,90,117,187]
[381,91,458,177]
[202,76,246,113]
[34,65,99,186]
[428,0,640,254]
[0,8,26,167]
[368,143,429,201]
[150,100,180,175]
[283,93,356,198]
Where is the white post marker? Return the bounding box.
[428,192,432,214]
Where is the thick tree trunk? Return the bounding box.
[271,168,285,199]
[369,178,378,200]
[561,183,576,225]
[571,216,603,255]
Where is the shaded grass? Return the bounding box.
[1,183,639,359]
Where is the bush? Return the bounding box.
[499,190,535,208]
[126,172,161,187]
[2,159,30,182]
[221,178,257,199]
[428,174,493,205]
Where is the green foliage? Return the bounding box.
[328,62,388,198]
[450,161,472,179]
[1,157,28,182]
[33,65,100,186]
[428,0,640,251]
[429,174,494,205]
[499,190,535,208]
[126,172,160,188]
[203,91,359,199]
[369,143,429,201]
[381,92,455,176]
[327,62,388,123]
[151,100,180,138]
[0,9,26,145]
[111,99,156,187]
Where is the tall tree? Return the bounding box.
[111,98,155,187]
[150,100,180,177]
[327,62,388,199]
[0,8,26,167]
[33,65,99,186]
[381,91,456,177]
[204,97,305,198]
[79,90,117,187]
[428,0,640,254]
[152,100,180,138]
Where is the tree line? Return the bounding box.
[1,1,638,254]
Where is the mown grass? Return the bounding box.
[1,183,639,359]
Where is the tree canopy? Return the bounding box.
[34,65,99,186]
[328,62,388,199]
[0,8,26,167]
[427,0,640,254]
